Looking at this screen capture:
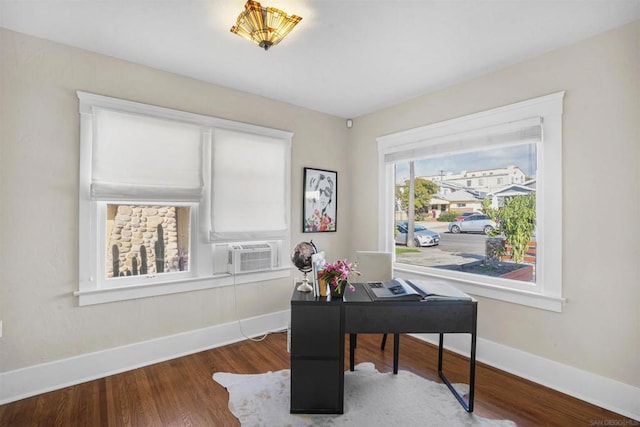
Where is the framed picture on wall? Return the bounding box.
[303,167,337,232]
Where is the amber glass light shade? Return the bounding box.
[230,0,302,50]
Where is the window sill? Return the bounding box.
[74,268,290,306]
[394,264,565,312]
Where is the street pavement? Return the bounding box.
[397,220,483,266]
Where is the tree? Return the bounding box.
[487,193,536,264]
[481,196,498,221]
[399,177,439,217]
[407,161,415,247]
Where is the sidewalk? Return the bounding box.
[397,247,481,267]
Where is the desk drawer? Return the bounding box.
[290,359,343,414]
[344,303,476,333]
[291,305,342,357]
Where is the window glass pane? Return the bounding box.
[106,204,190,279]
[394,143,537,284]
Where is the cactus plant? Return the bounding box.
[140,245,148,275]
[155,224,165,273]
[112,245,120,278]
[132,256,138,275]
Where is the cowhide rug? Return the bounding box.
[213,362,517,426]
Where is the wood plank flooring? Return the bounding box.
[0,333,635,426]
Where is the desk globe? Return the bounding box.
[291,241,317,292]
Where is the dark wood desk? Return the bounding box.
[290,283,477,414]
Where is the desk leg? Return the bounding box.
[437,333,476,413]
[393,333,400,374]
[349,334,356,371]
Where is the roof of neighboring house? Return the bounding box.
[445,190,484,202]
[491,184,536,197]
[430,196,450,204]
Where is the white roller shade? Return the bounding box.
[384,117,542,164]
[211,128,289,239]
[92,108,203,201]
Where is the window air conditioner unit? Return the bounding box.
[228,242,278,274]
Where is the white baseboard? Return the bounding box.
[2,311,638,422]
[411,333,640,421]
[0,310,290,405]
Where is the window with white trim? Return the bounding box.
[377,92,565,312]
[76,92,292,306]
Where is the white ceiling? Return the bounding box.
[1,0,639,118]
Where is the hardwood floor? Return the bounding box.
[0,333,634,426]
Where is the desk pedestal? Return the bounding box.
[290,294,344,414]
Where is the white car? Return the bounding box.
[395,222,440,247]
[448,214,497,235]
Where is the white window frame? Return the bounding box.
[97,201,199,287]
[76,92,292,306]
[377,92,566,312]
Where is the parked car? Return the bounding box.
[448,214,497,235]
[454,212,478,221]
[395,222,440,247]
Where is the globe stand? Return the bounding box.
[296,271,313,293]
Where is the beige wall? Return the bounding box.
[1,20,638,392]
[348,21,639,387]
[0,28,351,371]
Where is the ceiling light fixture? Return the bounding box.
[230,0,302,51]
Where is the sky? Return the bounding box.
[395,144,536,182]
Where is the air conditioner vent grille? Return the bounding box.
[227,241,278,274]
[238,243,270,250]
[238,250,272,272]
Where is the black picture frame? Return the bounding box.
[303,167,337,233]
